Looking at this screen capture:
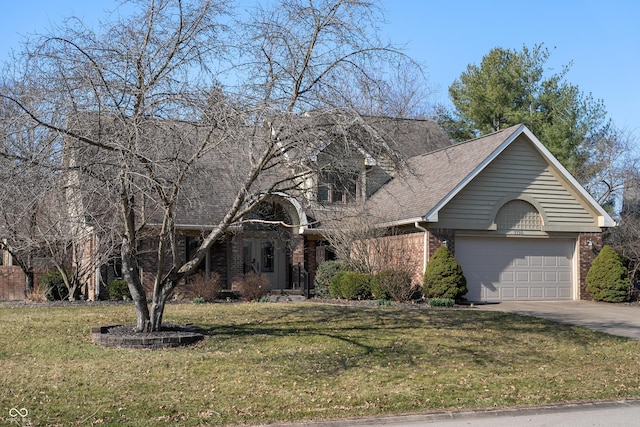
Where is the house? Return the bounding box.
[134,121,613,302]
[132,116,453,299]
[0,118,615,302]
[365,124,615,301]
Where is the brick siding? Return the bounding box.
[0,266,26,300]
[578,232,602,300]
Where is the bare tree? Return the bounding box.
[577,127,640,210]
[1,0,426,331]
[0,90,118,300]
[0,86,60,296]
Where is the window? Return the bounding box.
[496,200,542,231]
[317,171,358,203]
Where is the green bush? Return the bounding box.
[329,270,348,298]
[423,246,467,300]
[192,296,205,304]
[428,297,455,307]
[40,270,74,301]
[337,271,372,300]
[586,245,629,303]
[371,269,415,302]
[314,260,348,298]
[108,279,131,301]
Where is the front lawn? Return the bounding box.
[2,302,640,426]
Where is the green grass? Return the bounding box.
[2,302,640,426]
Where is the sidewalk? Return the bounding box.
[270,399,640,427]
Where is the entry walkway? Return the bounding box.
[473,300,640,339]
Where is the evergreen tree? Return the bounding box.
[586,245,629,303]
[439,44,610,177]
[423,246,467,300]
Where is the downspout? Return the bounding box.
[414,222,429,272]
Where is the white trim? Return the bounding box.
[424,125,525,222]
[423,125,616,228]
[518,126,616,227]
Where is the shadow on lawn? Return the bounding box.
[194,304,613,375]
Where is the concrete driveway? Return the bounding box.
[473,300,640,339]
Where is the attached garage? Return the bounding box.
[366,124,616,301]
[456,237,574,301]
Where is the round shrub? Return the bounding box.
[586,245,629,303]
[329,270,348,298]
[338,271,372,300]
[423,246,467,300]
[314,260,348,298]
[371,269,414,302]
[109,279,131,300]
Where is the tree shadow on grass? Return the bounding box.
[193,304,622,377]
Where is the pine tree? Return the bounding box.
[586,245,629,302]
[423,246,467,300]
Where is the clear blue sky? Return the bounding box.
[1,0,638,136]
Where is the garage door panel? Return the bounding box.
[531,271,543,281]
[530,256,543,267]
[514,257,528,267]
[501,287,515,299]
[530,287,543,298]
[456,237,574,301]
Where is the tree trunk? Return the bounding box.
[149,277,178,331]
[24,270,34,299]
[121,239,151,332]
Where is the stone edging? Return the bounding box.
[91,324,205,349]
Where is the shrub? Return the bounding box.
[423,246,467,300]
[371,269,415,302]
[40,270,75,301]
[26,283,48,302]
[428,297,455,307]
[179,272,222,302]
[232,272,269,301]
[314,260,349,298]
[329,270,348,298]
[586,245,630,303]
[108,279,131,301]
[192,296,205,304]
[337,271,372,300]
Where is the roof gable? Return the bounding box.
[368,124,615,229]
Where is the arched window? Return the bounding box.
[495,200,542,231]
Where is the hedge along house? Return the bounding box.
[366,124,616,301]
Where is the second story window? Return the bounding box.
[317,171,358,203]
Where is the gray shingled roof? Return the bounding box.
[172,116,451,228]
[365,124,523,225]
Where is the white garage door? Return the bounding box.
[456,237,574,301]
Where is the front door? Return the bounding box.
[243,237,287,290]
